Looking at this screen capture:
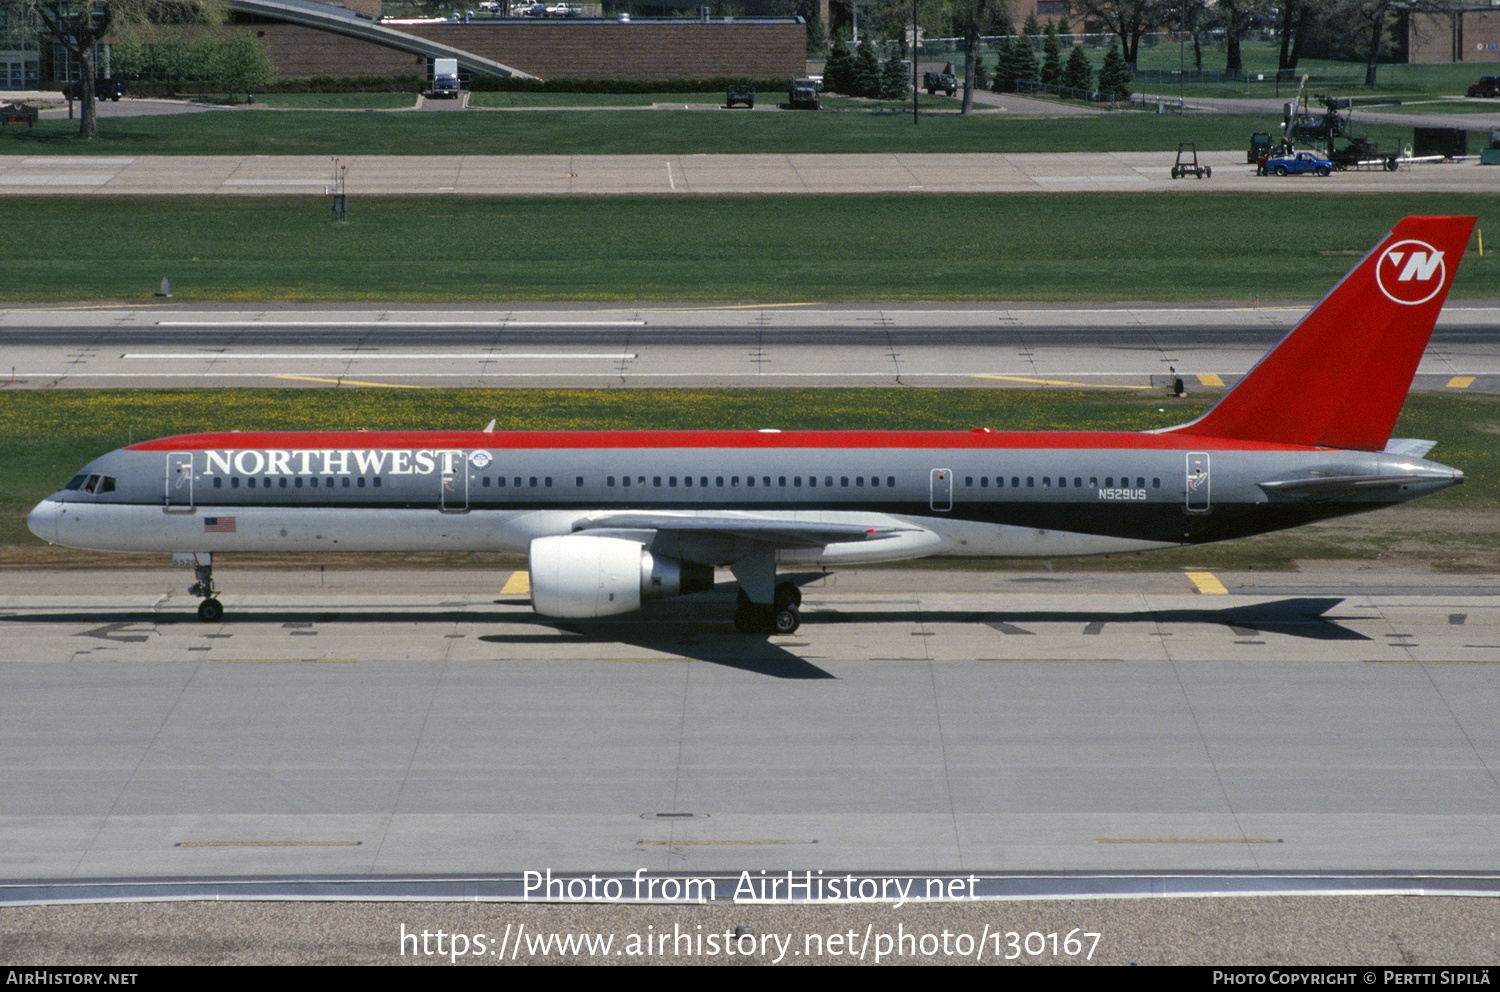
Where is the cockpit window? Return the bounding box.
[66,474,116,494]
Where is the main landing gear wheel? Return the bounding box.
[733,603,801,635]
[197,598,224,623]
[733,587,802,635]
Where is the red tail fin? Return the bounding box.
[1168,216,1476,451]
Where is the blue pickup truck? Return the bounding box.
[1265,151,1334,177]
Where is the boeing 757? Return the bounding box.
[28,216,1475,634]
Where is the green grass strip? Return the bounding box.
[4,193,1497,303]
[1,109,1419,157]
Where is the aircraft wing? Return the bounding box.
[572,513,916,549]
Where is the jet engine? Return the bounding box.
[528,534,714,618]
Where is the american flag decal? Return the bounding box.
[204,517,237,533]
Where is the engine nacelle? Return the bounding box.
[528,534,714,618]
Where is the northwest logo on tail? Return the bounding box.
[1376,239,1446,305]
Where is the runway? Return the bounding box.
[5,303,1500,391]
[3,566,1498,883]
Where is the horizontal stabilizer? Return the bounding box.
[1384,438,1438,459]
[1259,469,1462,501]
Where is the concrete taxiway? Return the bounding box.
[2,566,1498,880]
[1,150,1495,195]
[4,303,1499,391]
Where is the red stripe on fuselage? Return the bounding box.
[126,430,1321,453]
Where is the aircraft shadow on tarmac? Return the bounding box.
[5,596,1366,680]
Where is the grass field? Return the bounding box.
[6,388,1497,570]
[1,108,1420,157]
[3,193,1494,303]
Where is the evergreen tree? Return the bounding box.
[804,10,828,57]
[974,53,990,91]
[1022,12,1042,40]
[852,37,882,98]
[1009,33,1038,88]
[1098,42,1132,101]
[1063,44,1093,94]
[1056,16,1070,39]
[1040,22,1063,87]
[824,37,853,94]
[879,54,908,100]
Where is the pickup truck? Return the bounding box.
[1265,151,1333,177]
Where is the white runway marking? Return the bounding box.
[122,353,640,360]
[156,320,647,328]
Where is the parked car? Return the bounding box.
[1467,76,1499,98]
[62,78,125,102]
[725,85,754,109]
[1265,150,1333,177]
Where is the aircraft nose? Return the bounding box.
[27,498,59,545]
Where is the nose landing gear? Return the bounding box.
[179,553,224,623]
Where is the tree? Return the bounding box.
[852,36,882,98]
[1039,20,1063,87]
[948,0,1008,114]
[16,0,224,138]
[1277,0,1320,74]
[1072,0,1167,65]
[1332,0,1415,86]
[209,31,274,103]
[1204,0,1271,77]
[1097,41,1132,100]
[995,33,1037,90]
[879,52,908,99]
[1063,43,1093,94]
[823,36,853,94]
[800,1,828,57]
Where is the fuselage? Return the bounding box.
[27,428,1463,564]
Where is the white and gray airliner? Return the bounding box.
[28,217,1475,634]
